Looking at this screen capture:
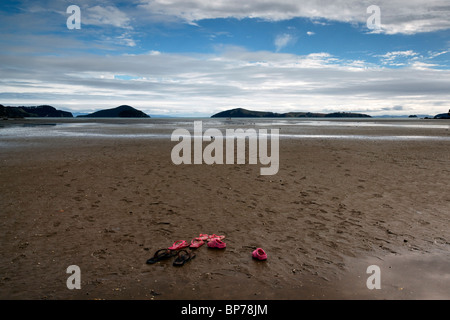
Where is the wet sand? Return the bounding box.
[0,118,449,300]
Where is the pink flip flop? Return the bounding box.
[207,239,226,249]
[207,234,225,241]
[190,239,205,248]
[195,234,209,241]
[252,248,267,260]
[168,240,189,250]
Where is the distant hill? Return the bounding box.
[434,111,450,119]
[0,104,73,118]
[212,108,284,118]
[375,114,433,118]
[211,108,371,118]
[77,105,150,118]
[324,112,371,118]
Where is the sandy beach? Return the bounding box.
[0,118,449,300]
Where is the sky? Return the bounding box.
[1,0,450,117]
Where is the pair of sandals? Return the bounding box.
[167,239,203,250]
[146,248,196,267]
[168,235,227,250]
[147,245,267,266]
[197,234,227,249]
[146,234,227,266]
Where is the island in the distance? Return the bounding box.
[77,105,150,118]
[0,104,73,118]
[433,109,450,119]
[211,108,371,118]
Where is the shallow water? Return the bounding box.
[1,118,449,146]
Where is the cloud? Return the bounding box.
[428,50,449,58]
[274,33,296,52]
[4,0,450,36]
[138,0,450,34]
[2,47,450,116]
[306,31,315,36]
[116,32,137,47]
[379,50,418,59]
[374,50,449,69]
[382,106,404,111]
[83,5,133,30]
[378,50,418,66]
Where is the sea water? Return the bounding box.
[0,118,449,148]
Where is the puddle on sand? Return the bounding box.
[334,250,450,299]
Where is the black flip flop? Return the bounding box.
[173,249,196,267]
[146,249,176,264]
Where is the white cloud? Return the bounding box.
[380,50,417,58]
[306,31,315,36]
[138,0,450,35]
[83,5,133,29]
[375,50,449,69]
[2,47,450,116]
[377,50,419,66]
[117,32,137,47]
[410,61,439,70]
[380,50,418,59]
[79,5,137,47]
[428,50,449,58]
[274,34,295,52]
